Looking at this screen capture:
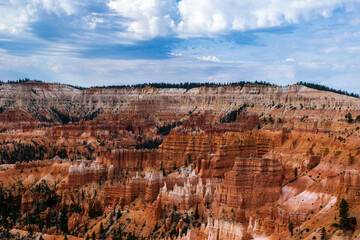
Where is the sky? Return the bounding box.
[0,0,360,93]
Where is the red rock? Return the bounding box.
[215,158,283,208]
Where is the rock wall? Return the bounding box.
[67,161,107,187]
[204,218,250,240]
[215,158,283,208]
[198,132,280,179]
[337,170,360,204]
[1,82,359,124]
[108,149,157,172]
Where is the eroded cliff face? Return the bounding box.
[215,158,283,209]
[0,82,360,240]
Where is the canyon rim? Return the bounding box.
[0,81,359,239]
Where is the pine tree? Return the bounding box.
[339,199,349,229]
[345,113,353,123]
[162,168,166,177]
[288,221,294,236]
[194,203,199,220]
[46,212,51,226]
[116,210,122,219]
[29,226,33,236]
[321,227,326,240]
[117,225,123,239]
[60,207,68,233]
[92,231,96,240]
[100,222,106,239]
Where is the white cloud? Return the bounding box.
[263,64,295,80]
[345,46,360,53]
[321,46,340,54]
[170,52,182,56]
[34,0,76,15]
[177,0,358,36]
[285,58,294,62]
[105,0,358,39]
[84,16,105,30]
[0,0,358,40]
[49,64,63,72]
[332,64,346,70]
[196,56,220,62]
[107,0,178,39]
[298,61,327,69]
[0,0,77,34]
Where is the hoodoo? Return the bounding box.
[0,81,359,239]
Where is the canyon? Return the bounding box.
[0,80,359,239]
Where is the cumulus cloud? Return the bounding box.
[196,56,220,62]
[176,0,354,36]
[84,16,105,30]
[0,0,77,34]
[298,61,327,69]
[345,46,360,53]
[107,0,178,39]
[321,47,340,54]
[105,0,358,39]
[170,52,182,56]
[0,0,358,40]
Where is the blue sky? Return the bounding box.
[0,0,360,93]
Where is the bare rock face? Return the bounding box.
[68,212,88,233]
[144,171,165,202]
[67,161,107,187]
[338,170,360,204]
[101,170,165,206]
[204,218,251,240]
[198,132,280,179]
[176,229,198,240]
[153,194,163,220]
[160,181,199,211]
[215,158,283,209]
[248,216,288,236]
[307,154,321,170]
[1,82,360,240]
[1,82,359,125]
[157,132,214,171]
[21,191,36,212]
[109,149,157,172]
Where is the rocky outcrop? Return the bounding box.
[14,159,63,169]
[67,160,107,187]
[68,212,89,233]
[153,194,163,220]
[1,82,359,125]
[144,171,165,202]
[2,82,360,240]
[108,149,157,172]
[247,216,287,235]
[21,191,36,212]
[160,180,199,210]
[175,229,197,240]
[157,132,214,171]
[337,170,360,204]
[197,132,280,179]
[203,218,251,240]
[102,170,165,206]
[215,158,283,208]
